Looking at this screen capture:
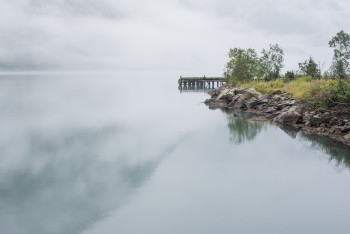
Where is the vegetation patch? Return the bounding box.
[223,30,350,109]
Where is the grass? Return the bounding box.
[233,76,350,108]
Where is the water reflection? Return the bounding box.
[178,86,215,94]
[218,107,350,168]
[299,133,350,167]
[277,125,350,166]
[222,109,266,144]
[0,125,176,234]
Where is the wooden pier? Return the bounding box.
[178,76,226,90]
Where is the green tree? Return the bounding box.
[224,48,260,85]
[284,71,295,81]
[298,57,320,78]
[260,44,284,81]
[329,30,350,78]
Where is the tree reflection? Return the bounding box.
[279,125,350,168]
[299,133,350,168]
[223,109,266,144]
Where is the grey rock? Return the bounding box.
[206,99,228,107]
[245,97,259,109]
[244,88,262,99]
[273,106,302,125]
[269,89,283,95]
[265,107,277,113]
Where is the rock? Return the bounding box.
[309,112,332,127]
[216,89,231,100]
[330,126,342,134]
[272,95,282,102]
[304,120,312,127]
[344,133,350,139]
[329,117,338,126]
[234,88,245,95]
[316,108,326,113]
[273,106,302,125]
[244,88,262,99]
[259,94,270,103]
[269,89,283,95]
[341,125,350,133]
[285,100,296,106]
[233,101,246,109]
[208,89,221,98]
[265,107,277,113]
[280,106,291,112]
[281,92,293,99]
[205,99,228,107]
[245,97,259,109]
[255,104,267,111]
[303,112,313,125]
[228,94,245,109]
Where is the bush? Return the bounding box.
[284,71,295,81]
[282,76,324,99]
[309,78,350,108]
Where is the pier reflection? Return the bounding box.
[178,85,216,94]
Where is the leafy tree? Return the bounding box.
[224,48,260,85]
[298,57,320,78]
[329,30,350,78]
[284,71,295,81]
[260,44,284,81]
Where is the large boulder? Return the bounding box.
[273,106,302,125]
[216,89,232,100]
[229,94,246,109]
[244,88,262,99]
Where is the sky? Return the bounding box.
[0,0,349,74]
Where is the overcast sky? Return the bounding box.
[0,0,349,73]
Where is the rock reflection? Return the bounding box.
[279,125,350,168]
[222,109,266,144]
[0,126,174,234]
[299,133,350,167]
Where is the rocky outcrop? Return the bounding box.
[204,86,350,146]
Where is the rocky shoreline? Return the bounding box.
[204,85,350,146]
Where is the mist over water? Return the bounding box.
[1,72,350,234]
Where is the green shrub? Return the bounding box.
[309,78,350,108]
[284,71,295,81]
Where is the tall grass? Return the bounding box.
[232,76,350,108]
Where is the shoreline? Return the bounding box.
[204,85,350,147]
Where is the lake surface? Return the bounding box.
[1,72,350,234]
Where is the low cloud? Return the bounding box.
[0,0,349,72]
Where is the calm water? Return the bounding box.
[1,72,350,234]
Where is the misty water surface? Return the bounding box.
[0,72,350,234]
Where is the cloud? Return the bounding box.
[0,0,349,72]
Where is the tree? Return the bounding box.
[260,44,284,81]
[224,48,260,85]
[329,30,350,78]
[285,71,295,81]
[298,57,320,78]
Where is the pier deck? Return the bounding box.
[178,76,226,89]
